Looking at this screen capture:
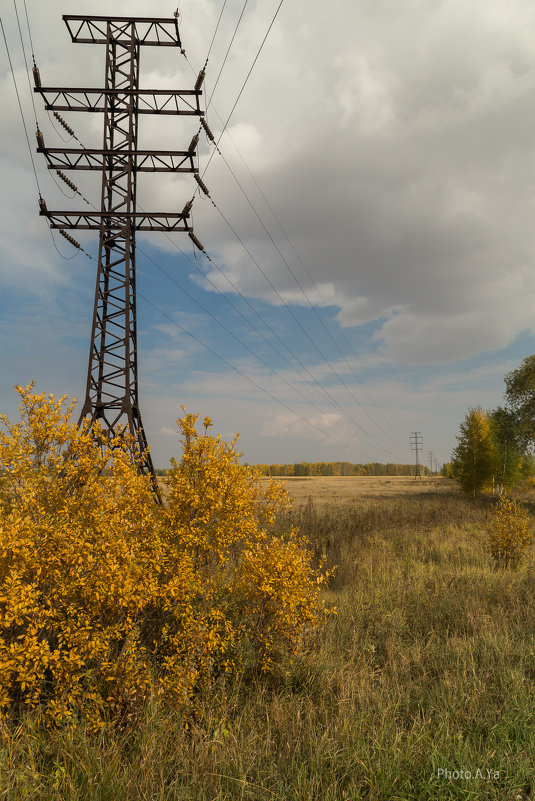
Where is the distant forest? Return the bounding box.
[253,462,433,477]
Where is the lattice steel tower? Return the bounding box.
[35,15,204,499]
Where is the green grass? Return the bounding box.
[2,491,535,800]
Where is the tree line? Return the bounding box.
[447,355,535,495]
[254,462,435,477]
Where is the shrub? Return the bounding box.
[0,386,329,728]
[487,495,532,568]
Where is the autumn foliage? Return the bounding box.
[487,495,532,568]
[0,386,329,728]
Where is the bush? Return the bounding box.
[0,386,329,728]
[487,495,532,568]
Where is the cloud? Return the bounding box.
[2,0,535,468]
[260,411,342,439]
[158,426,176,437]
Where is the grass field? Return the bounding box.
[3,477,535,800]
[262,474,456,504]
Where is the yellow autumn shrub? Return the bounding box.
[0,386,329,728]
[487,495,532,568]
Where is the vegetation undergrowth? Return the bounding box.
[0,385,329,733]
[487,494,532,568]
[2,465,535,799]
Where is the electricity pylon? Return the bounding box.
[410,432,423,479]
[35,15,204,501]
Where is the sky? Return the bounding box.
[1,0,535,469]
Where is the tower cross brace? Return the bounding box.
[36,15,204,501]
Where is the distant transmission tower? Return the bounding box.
[35,15,204,500]
[410,432,423,479]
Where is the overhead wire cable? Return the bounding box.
[8,6,94,260]
[146,233,397,456]
[216,136,406,444]
[175,65,405,453]
[205,0,249,110]
[202,0,285,178]
[152,234,398,453]
[137,247,397,457]
[23,19,397,458]
[137,292,381,461]
[19,0,84,149]
[16,6,385,460]
[206,0,229,61]
[1,15,41,195]
[21,0,34,56]
[188,1,405,445]
[33,109,394,457]
[181,1,404,451]
[193,74,405,444]
[205,144,402,448]
[238,160,406,443]
[0,6,64,264]
[12,0,38,125]
[203,196,398,456]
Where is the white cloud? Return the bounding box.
[260,411,342,439]
[158,426,176,437]
[3,0,535,467]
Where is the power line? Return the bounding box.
[1,15,41,195]
[5,5,96,262]
[12,0,38,124]
[205,141,403,448]
[219,131,406,445]
[202,0,285,178]
[137,247,399,458]
[206,0,249,110]
[179,7,405,449]
[205,196,399,456]
[27,10,401,460]
[137,291,382,461]
[152,239,399,456]
[21,0,34,56]
[35,100,399,459]
[53,230,385,462]
[206,0,229,61]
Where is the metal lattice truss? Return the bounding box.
[39,147,196,172]
[36,16,203,500]
[43,211,191,232]
[36,88,202,115]
[63,15,183,47]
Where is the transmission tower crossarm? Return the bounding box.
[34,88,202,115]
[62,15,182,47]
[40,210,192,232]
[38,147,197,173]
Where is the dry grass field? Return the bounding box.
[263,474,457,505]
[4,473,535,800]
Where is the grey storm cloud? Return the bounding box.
[4,0,535,368]
[172,0,535,364]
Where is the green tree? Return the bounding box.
[451,407,496,496]
[489,407,523,493]
[293,463,310,476]
[505,355,535,449]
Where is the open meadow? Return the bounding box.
[262,474,456,504]
[3,475,535,800]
